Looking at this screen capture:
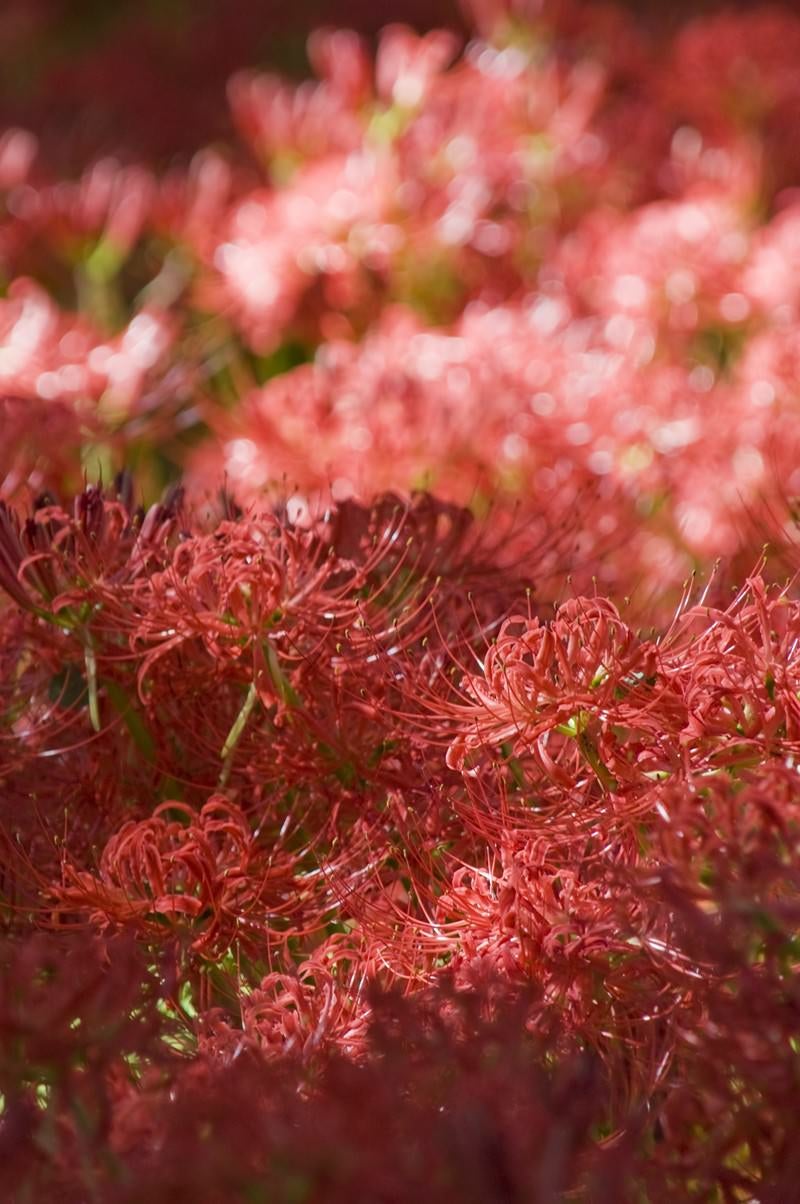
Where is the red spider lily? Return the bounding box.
[437,596,675,810]
[659,575,800,767]
[115,489,528,796]
[242,936,374,1059]
[0,483,183,615]
[51,796,338,963]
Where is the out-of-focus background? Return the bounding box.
[0,0,772,167]
[5,0,800,607]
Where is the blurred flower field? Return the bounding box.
[3,2,800,1200]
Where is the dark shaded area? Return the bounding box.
[1,0,462,168]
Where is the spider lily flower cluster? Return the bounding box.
[4,1,800,1200]
[2,482,800,1197]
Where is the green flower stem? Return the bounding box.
[219,681,259,788]
[556,712,618,793]
[83,636,101,734]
